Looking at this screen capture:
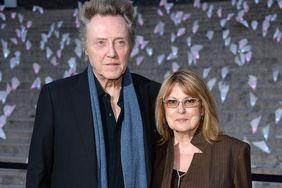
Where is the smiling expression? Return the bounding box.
[164,83,203,135]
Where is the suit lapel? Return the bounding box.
[133,77,153,184]
[70,69,97,171]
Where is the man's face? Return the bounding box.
[85,14,130,83]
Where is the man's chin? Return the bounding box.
[100,73,123,82]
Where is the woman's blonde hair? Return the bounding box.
[155,69,221,144]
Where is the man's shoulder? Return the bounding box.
[44,70,86,91]
[131,73,160,87]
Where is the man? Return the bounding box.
[26,0,160,187]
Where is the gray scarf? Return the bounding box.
[87,64,148,188]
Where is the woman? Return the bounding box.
[152,69,251,188]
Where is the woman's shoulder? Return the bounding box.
[216,134,250,150]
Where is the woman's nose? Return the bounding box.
[177,102,186,113]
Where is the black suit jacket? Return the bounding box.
[26,69,160,188]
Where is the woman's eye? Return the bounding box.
[168,100,177,105]
[185,98,197,104]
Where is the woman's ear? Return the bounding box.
[200,101,204,116]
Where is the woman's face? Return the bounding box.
[164,83,203,135]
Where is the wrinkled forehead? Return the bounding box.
[87,14,128,29]
[86,14,129,38]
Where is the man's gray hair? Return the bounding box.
[79,0,136,51]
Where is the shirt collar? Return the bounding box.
[93,74,124,105]
[94,75,106,97]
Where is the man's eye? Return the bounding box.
[115,40,126,47]
[96,41,105,46]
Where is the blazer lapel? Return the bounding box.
[70,69,97,171]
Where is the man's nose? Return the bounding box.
[107,42,117,58]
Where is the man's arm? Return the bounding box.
[26,85,54,188]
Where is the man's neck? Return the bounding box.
[94,73,122,94]
[103,78,122,93]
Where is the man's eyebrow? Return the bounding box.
[94,37,127,40]
[95,38,107,40]
[115,37,127,39]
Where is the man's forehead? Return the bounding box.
[87,15,128,33]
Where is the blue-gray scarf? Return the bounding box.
[87,64,148,188]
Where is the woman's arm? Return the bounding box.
[234,143,252,188]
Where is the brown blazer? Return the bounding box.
[151,130,252,188]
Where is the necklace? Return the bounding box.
[176,170,187,188]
